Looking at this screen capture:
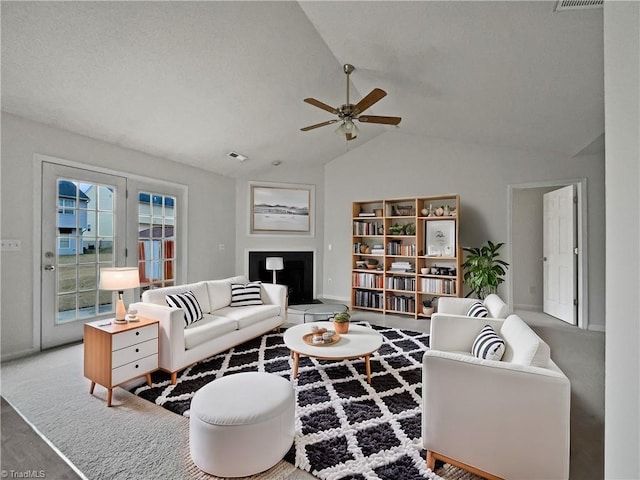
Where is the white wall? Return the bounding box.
[323,131,605,328]
[234,165,326,298]
[0,113,237,359]
[604,2,640,477]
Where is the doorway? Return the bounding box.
[508,179,588,329]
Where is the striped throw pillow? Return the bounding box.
[472,325,506,361]
[165,291,203,327]
[230,281,263,307]
[467,301,489,318]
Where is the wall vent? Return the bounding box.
[555,0,603,11]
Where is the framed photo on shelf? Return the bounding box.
[250,183,313,234]
[425,220,456,257]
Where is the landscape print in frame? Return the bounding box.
[251,183,312,234]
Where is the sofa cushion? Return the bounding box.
[206,276,247,311]
[165,291,204,327]
[472,325,505,361]
[230,281,263,307]
[214,304,281,329]
[467,302,489,318]
[500,315,551,367]
[184,315,238,350]
[142,281,211,314]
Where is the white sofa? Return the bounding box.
[130,276,287,384]
[422,313,571,480]
[436,293,510,319]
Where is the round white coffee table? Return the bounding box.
[283,321,383,384]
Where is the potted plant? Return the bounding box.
[422,298,436,316]
[333,311,351,334]
[461,241,509,299]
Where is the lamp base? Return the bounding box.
[126,315,139,322]
[113,318,128,324]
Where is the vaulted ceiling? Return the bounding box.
[1,1,603,178]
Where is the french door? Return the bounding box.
[41,162,127,349]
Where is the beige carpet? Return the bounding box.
[1,342,478,480]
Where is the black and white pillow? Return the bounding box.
[230,281,263,307]
[472,324,506,361]
[467,301,489,318]
[165,291,203,327]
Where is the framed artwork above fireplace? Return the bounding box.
[249,181,315,236]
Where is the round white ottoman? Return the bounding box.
[189,372,295,477]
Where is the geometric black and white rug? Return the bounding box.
[133,323,438,480]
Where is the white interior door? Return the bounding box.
[543,185,577,324]
[41,162,127,349]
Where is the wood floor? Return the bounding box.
[1,397,82,479]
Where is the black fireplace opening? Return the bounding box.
[248,251,314,305]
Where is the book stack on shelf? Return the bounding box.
[351,195,462,319]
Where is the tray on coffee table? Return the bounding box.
[302,332,341,346]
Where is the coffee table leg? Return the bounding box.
[292,352,300,380]
[365,355,372,384]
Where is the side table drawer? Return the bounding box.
[112,353,158,386]
[112,324,158,351]
[112,338,158,369]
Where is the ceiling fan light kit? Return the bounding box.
[301,64,401,141]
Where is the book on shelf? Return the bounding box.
[358,212,376,217]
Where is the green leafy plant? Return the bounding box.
[333,311,351,323]
[461,241,509,299]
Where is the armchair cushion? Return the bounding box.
[165,290,204,327]
[471,325,505,361]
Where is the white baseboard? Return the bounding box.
[514,304,543,311]
[319,294,350,303]
[1,346,39,362]
[588,324,606,333]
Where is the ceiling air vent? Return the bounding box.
[555,0,603,11]
[227,151,248,162]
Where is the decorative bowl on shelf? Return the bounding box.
[366,264,377,270]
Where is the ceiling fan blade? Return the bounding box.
[353,88,387,115]
[300,119,338,131]
[357,115,402,126]
[303,98,338,114]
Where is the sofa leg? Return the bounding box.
[171,372,177,385]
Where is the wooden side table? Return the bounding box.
[84,316,159,407]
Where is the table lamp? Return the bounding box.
[265,257,284,284]
[99,267,140,324]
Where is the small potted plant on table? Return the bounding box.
[333,311,351,334]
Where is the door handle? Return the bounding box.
[43,265,56,271]
[542,257,547,262]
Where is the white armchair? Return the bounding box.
[422,313,571,480]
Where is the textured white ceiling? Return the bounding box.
[1,1,603,178]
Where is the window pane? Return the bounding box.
[97,212,113,236]
[58,266,76,294]
[97,186,114,211]
[138,192,176,290]
[78,264,97,291]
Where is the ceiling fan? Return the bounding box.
[301,64,402,141]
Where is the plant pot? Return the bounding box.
[422,306,434,316]
[334,321,349,334]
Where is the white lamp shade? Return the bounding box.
[99,267,140,291]
[265,257,284,271]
